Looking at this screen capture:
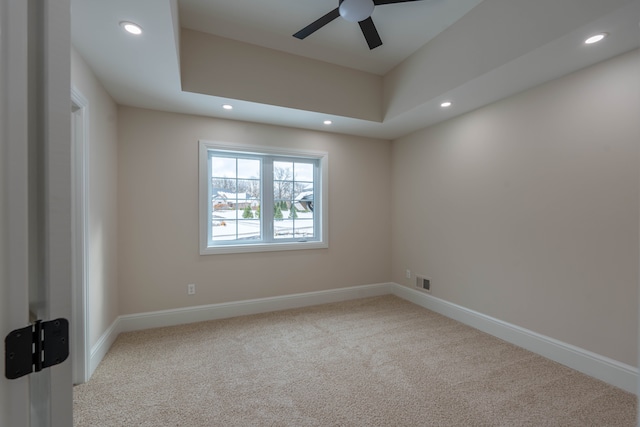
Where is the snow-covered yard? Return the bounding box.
[212,209,314,240]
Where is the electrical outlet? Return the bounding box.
[405,269,411,279]
[187,284,196,295]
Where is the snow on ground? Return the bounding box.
[212,210,314,240]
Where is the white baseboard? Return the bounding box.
[117,283,391,333]
[390,283,639,395]
[88,281,638,395]
[88,318,120,379]
[88,283,391,377]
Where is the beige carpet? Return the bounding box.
[73,295,637,426]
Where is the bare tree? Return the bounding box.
[274,165,293,202]
[211,177,236,192]
[246,179,260,199]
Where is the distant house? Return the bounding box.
[295,184,314,212]
[211,187,312,211]
[212,190,257,210]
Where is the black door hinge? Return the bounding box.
[5,318,69,380]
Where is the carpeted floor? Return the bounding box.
[73,295,637,426]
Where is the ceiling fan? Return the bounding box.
[293,0,425,50]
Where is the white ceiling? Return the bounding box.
[179,0,484,75]
[71,0,640,140]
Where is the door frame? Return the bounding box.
[40,0,73,424]
[1,0,73,425]
[71,88,90,385]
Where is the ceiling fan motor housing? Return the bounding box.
[339,0,375,23]
[293,0,424,50]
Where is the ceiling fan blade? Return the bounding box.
[373,0,424,4]
[358,17,382,50]
[293,8,340,39]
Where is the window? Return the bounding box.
[199,141,328,254]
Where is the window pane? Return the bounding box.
[237,179,260,199]
[237,187,260,241]
[274,163,293,199]
[273,181,293,203]
[274,203,285,221]
[212,178,237,195]
[212,156,236,178]
[227,205,240,220]
[273,161,316,241]
[212,218,236,240]
[274,161,293,180]
[294,219,314,238]
[274,218,293,240]
[294,162,314,181]
[237,158,260,179]
[210,155,262,243]
[294,184,313,211]
[213,199,232,216]
[294,182,312,197]
[236,218,261,240]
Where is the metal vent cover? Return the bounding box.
[416,275,430,293]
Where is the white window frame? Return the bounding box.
[199,140,328,255]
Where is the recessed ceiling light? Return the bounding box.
[323,120,332,125]
[440,101,452,108]
[120,21,142,35]
[222,104,233,110]
[584,33,607,44]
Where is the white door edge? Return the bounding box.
[1,0,32,425]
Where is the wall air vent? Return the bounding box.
[416,275,431,293]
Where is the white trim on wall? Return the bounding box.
[89,283,390,375]
[391,284,638,395]
[88,319,119,379]
[89,282,638,394]
[71,86,90,385]
[118,283,388,332]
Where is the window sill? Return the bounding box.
[200,241,328,255]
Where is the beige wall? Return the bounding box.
[391,50,640,366]
[181,29,382,122]
[117,107,391,314]
[71,48,119,349]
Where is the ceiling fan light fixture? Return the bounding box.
[339,0,375,23]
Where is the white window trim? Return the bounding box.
[199,140,329,255]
